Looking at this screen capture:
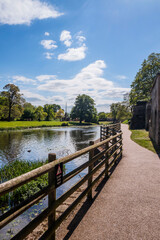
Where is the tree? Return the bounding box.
[1,84,25,121]
[34,106,47,121]
[130,53,160,105]
[110,103,131,121]
[0,96,8,120]
[98,112,107,121]
[21,102,35,120]
[55,109,64,121]
[70,94,98,123]
[43,104,55,121]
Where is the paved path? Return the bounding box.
[69,124,160,240]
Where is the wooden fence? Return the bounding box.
[100,122,121,141]
[0,123,122,240]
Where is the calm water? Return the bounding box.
[0,126,100,239]
[0,126,100,167]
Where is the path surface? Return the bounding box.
[68,124,160,240]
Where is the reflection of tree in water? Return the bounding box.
[69,128,96,151]
[0,131,23,164]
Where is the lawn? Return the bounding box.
[0,121,69,130]
[131,129,156,153]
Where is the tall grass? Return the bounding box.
[0,160,48,210]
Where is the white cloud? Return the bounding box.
[116,75,128,80]
[58,44,87,61]
[10,60,130,111]
[60,30,72,47]
[44,32,50,36]
[36,75,56,81]
[0,0,63,25]
[41,40,57,50]
[12,76,36,84]
[37,60,130,111]
[45,52,54,59]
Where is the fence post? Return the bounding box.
[112,128,117,162]
[48,153,56,240]
[87,141,94,200]
[120,132,123,159]
[100,126,102,141]
[105,128,109,178]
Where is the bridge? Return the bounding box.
[1,123,160,239]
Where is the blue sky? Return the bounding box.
[0,0,160,112]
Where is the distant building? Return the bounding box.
[130,101,147,129]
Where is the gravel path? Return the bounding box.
[68,124,160,240]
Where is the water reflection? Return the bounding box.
[0,126,100,167]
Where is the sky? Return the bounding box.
[0,0,160,112]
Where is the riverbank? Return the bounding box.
[0,121,111,131]
[0,121,97,131]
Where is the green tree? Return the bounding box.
[98,112,107,121]
[110,103,131,121]
[0,96,8,120]
[1,84,25,121]
[70,94,98,123]
[34,106,47,121]
[21,102,35,120]
[130,53,160,105]
[43,104,56,121]
[55,109,64,121]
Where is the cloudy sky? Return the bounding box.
[0,0,160,112]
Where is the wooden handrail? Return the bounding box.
[0,123,123,240]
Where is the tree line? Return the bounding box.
[0,84,64,121]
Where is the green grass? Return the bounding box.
[131,129,156,153]
[0,159,49,210]
[0,121,70,130]
[99,121,112,125]
[0,120,101,130]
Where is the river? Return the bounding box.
[0,126,100,239]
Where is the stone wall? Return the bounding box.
[130,101,147,129]
[149,74,160,146]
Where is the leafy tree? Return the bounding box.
[55,109,64,121]
[21,102,35,120]
[34,106,47,121]
[51,104,61,113]
[130,53,160,105]
[110,103,131,121]
[0,96,8,120]
[70,94,98,123]
[98,112,107,121]
[1,84,25,121]
[43,104,55,121]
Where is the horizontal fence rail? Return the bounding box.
[0,123,123,240]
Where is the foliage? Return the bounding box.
[0,160,48,208]
[34,106,47,121]
[130,53,160,105]
[21,102,35,120]
[0,84,25,121]
[110,102,132,121]
[98,112,107,121]
[71,94,98,123]
[55,108,65,121]
[43,104,55,121]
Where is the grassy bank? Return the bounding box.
[0,160,48,210]
[0,121,103,131]
[0,121,70,130]
[131,129,156,153]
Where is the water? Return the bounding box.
[0,126,100,239]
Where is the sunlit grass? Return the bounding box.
[131,129,156,153]
[0,121,69,130]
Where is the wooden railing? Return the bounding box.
[0,124,122,240]
[100,122,121,141]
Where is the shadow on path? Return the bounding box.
[63,157,122,240]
